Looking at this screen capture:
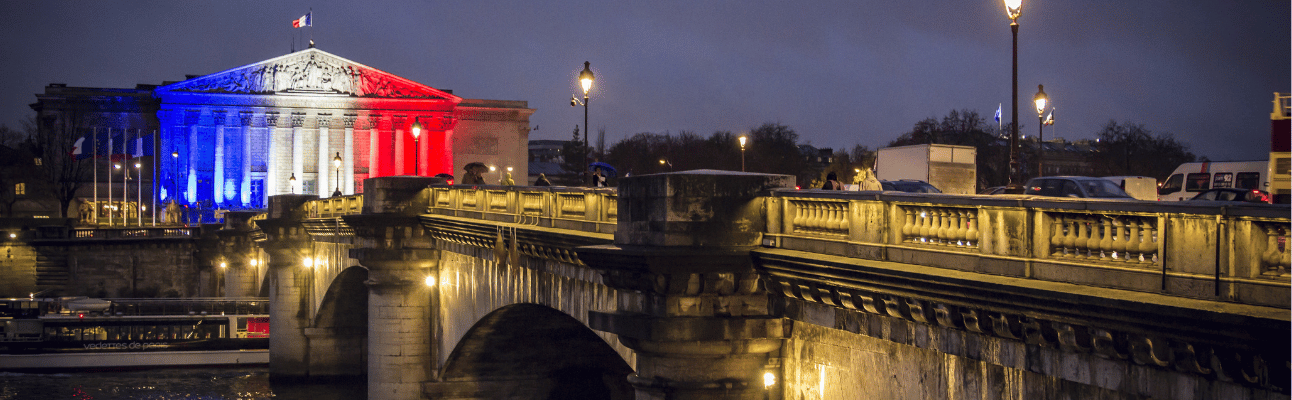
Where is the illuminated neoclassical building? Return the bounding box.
[34,47,533,211]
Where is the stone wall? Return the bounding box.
[59,242,199,298]
[782,299,1278,399]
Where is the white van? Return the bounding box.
[1102,176,1158,201]
[1158,161,1269,201]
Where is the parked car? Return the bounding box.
[1023,176,1134,199]
[1187,188,1273,204]
[881,180,942,194]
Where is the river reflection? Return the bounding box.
[0,367,365,400]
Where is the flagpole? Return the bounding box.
[122,129,129,228]
[123,129,130,227]
[152,130,157,227]
[93,128,98,226]
[137,129,142,227]
[107,134,113,227]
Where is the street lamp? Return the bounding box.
[1004,0,1023,189]
[410,119,422,176]
[659,158,672,172]
[289,173,296,195]
[332,152,343,197]
[1033,84,1048,177]
[171,151,178,203]
[571,61,595,186]
[738,135,748,172]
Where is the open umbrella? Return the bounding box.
[588,162,617,178]
[464,161,488,172]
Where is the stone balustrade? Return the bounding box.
[765,190,1291,308]
[427,185,616,234]
[306,194,364,219]
[66,227,198,239]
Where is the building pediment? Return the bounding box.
[157,48,460,101]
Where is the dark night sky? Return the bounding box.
[2,1,1287,161]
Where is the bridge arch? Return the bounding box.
[307,265,368,377]
[430,303,633,399]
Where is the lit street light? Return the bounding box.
[1004,0,1023,189]
[410,118,422,176]
[659,158,672,172]
[289,173,296,195]
[738,135,748,172]
[1033,84,1048,177]
[571,61,595,186]
[332,152,343,197]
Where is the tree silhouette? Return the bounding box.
[1086,120,1199,179]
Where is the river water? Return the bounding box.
[0,367,365,400]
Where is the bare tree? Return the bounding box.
[31,112,95,218]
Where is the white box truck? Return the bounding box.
[874,144,977,195]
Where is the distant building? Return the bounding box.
[1025,137,1096,176]
[527,140,569,185]
[30,47,533,218]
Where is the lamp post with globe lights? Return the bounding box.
[571,62,595,185]
[1004,0,1023,189]
[1033,84,1048,177]
[332,152,343,197]
[739,135,748,172]
[410,118,422,176]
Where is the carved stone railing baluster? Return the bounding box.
[964,211,978,247]
[902,208,915,243]
[1260,224,1289,277]
[1051,215,1066,257]
[1138,219,1157,263]
[1098,218,1113,261]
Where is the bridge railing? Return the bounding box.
[765,190,1290,308]
[307,195,364,219]
[62,226,199,240]
[426,185,616,234]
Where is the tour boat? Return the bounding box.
[0,297,269,371]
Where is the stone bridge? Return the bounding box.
[226,171,1288,399]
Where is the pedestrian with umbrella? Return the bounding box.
[463,162,488,185]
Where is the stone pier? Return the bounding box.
[586,170,795,399]
[347,176,441,400]
[258,194,317,379]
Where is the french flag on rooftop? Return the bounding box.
[292,12,312,28]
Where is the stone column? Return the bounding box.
[346,176,440,400]
[584,171,795,399]
[394,116,406,176]
[317,117,330,197]
[368,115,382,178]
[344,116,355,194]
[257,194,317,379]
[214,112,226,204]
[241,112,253,207]
[292,114,305,194]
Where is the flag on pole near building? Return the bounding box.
[72,132,91,160]
[292,12,312,28]
[133,133,154,157]
[1044,109,1054,126]
[994,103,1002,130]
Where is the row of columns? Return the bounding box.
[163,109,454,210]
